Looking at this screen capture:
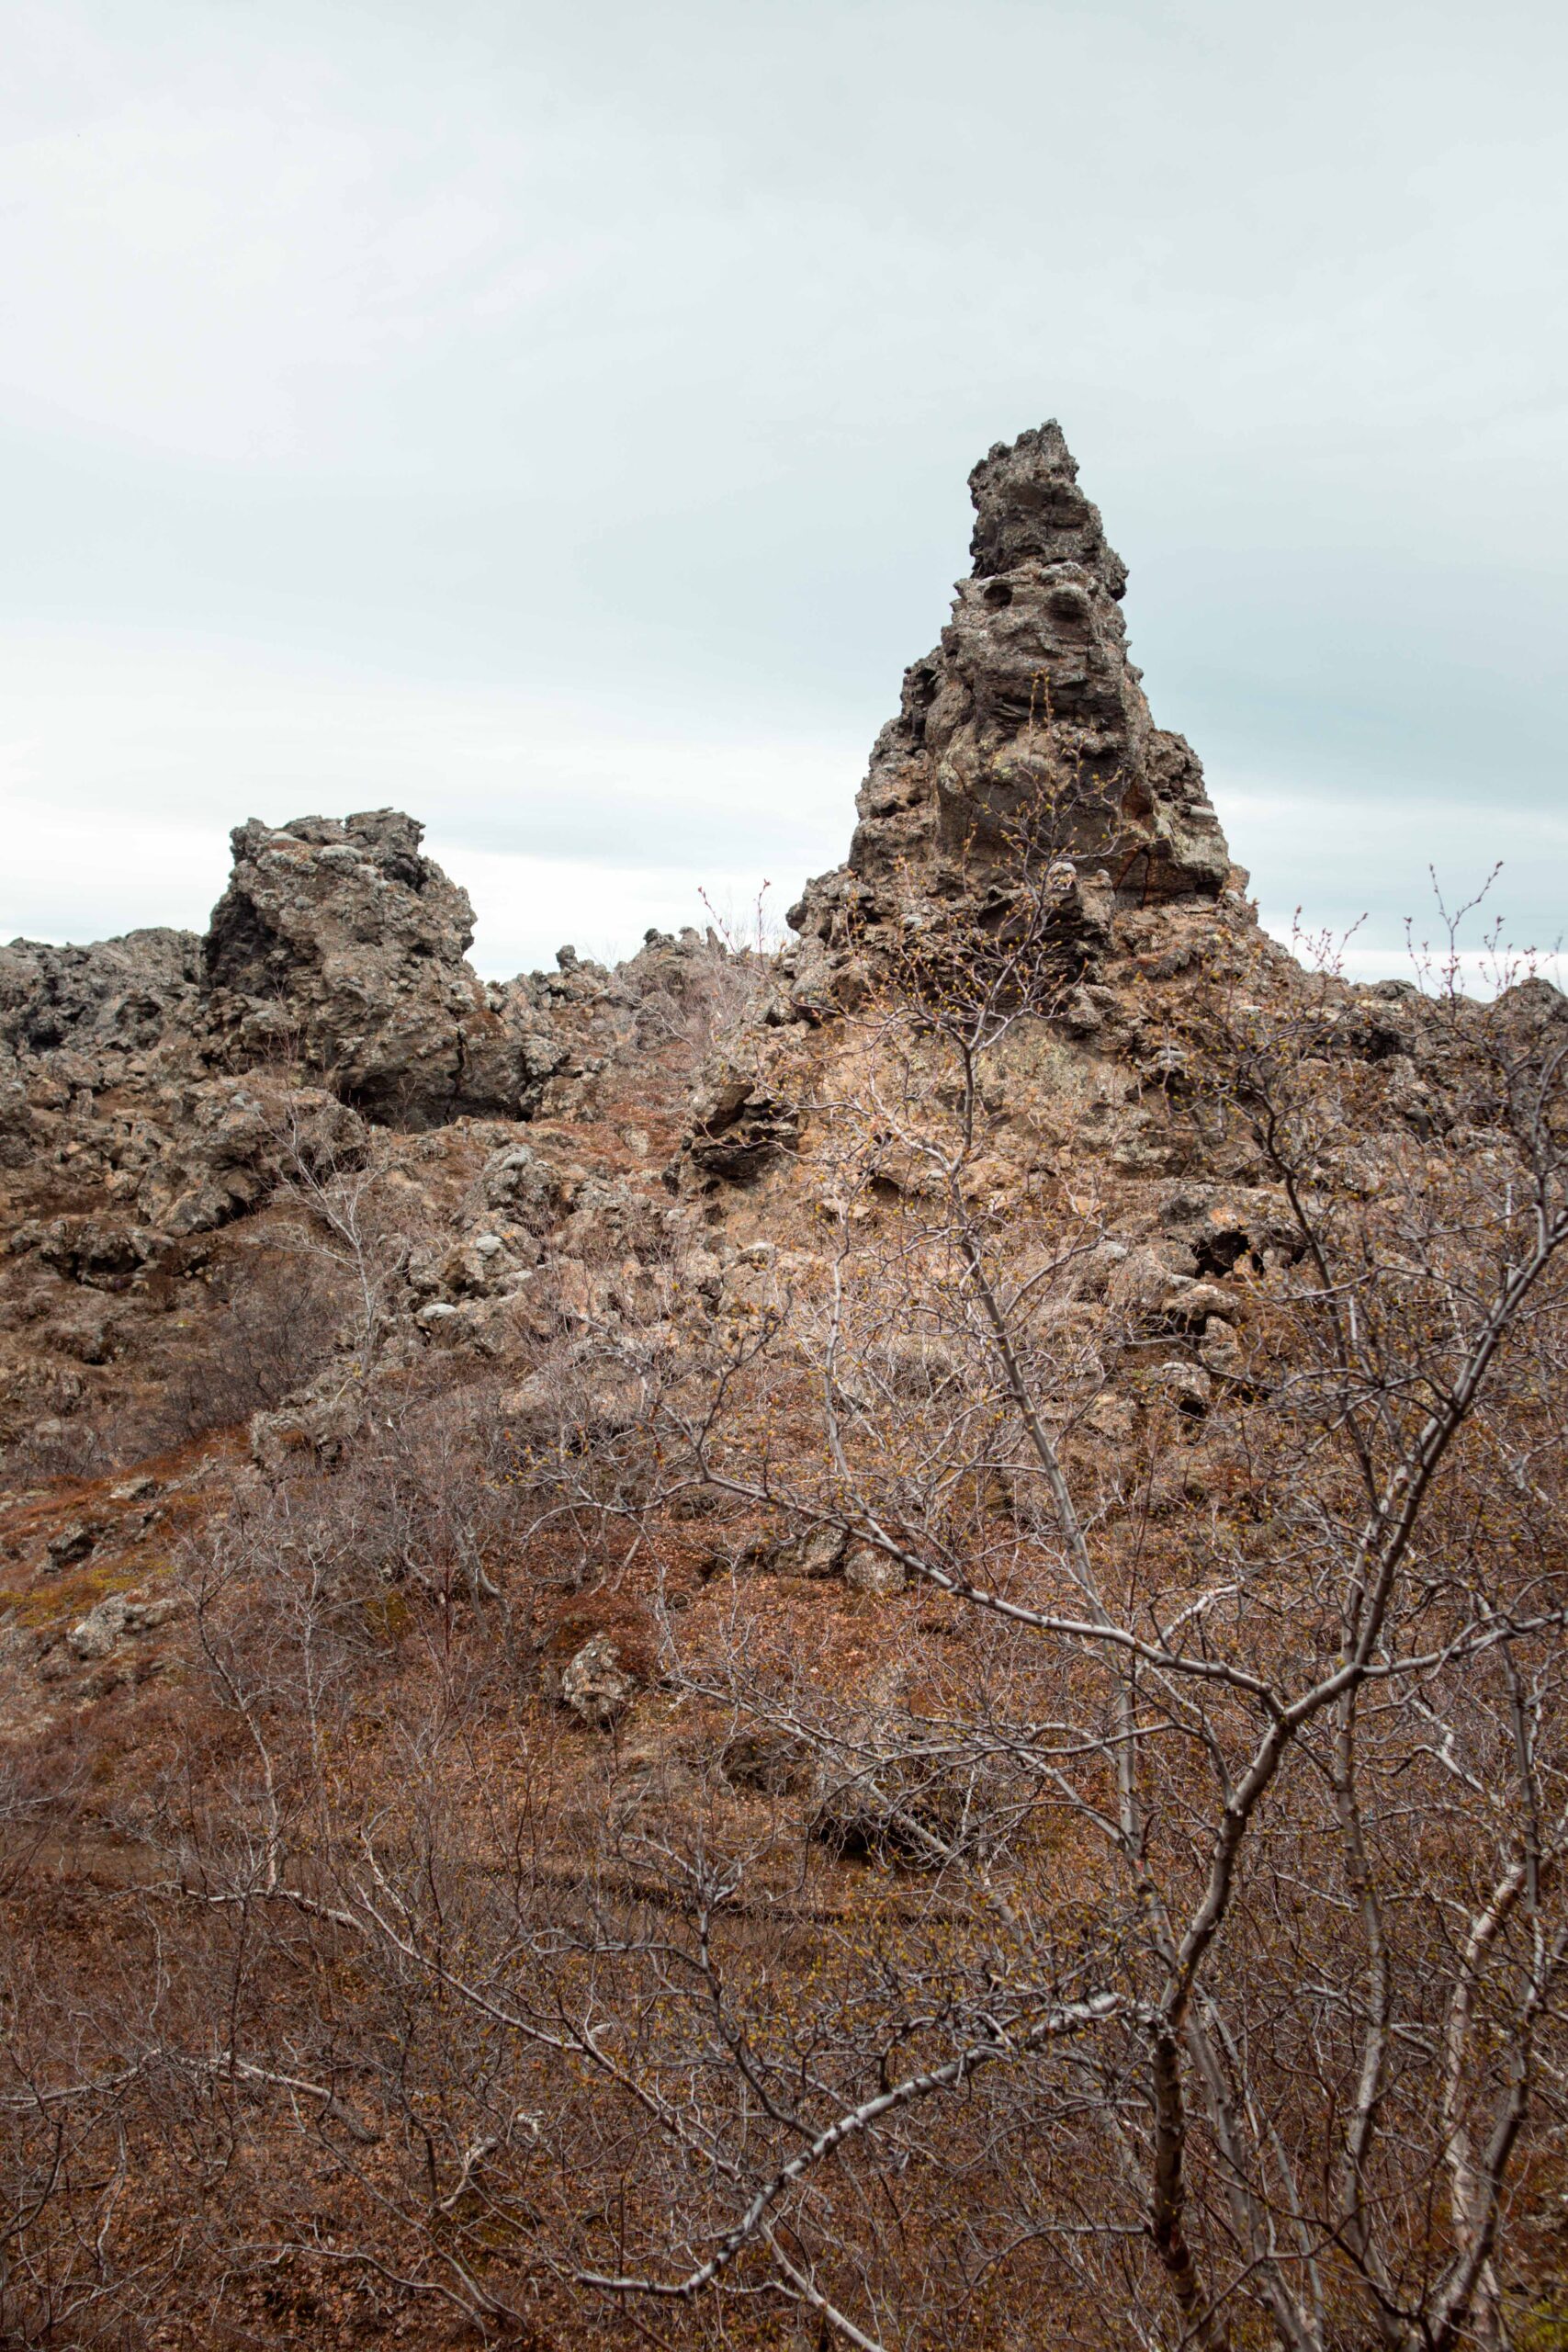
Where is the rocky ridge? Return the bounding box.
[1,426,1565,2352]
[0,797,751,1477]
[0,421,1560,1716]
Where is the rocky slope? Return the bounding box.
[1,424,1564,2352]
[3,414,1560,1716]
[3,418,1559,1660]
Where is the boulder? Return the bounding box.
[133,1080,367,1237]
[1109,1245,1194,1314]
[64,1589,182,1662]
[46,1520,103,1571]
[684,1046,801,1185]
[560,1633,640,1729]
[750,1524,847,1578]
[1160,1279,1243,1329]
[67,1594,130,1660]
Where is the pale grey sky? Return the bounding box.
[3,0,1564,978]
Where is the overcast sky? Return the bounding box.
[3,0,1563,980]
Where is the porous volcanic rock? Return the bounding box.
[0,929,208,1173]
[203,809,536,1127]
[0,930,203,1063]
[785,420,1237,1013]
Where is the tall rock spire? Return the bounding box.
[967,419,1128,589]
[785,422,1235,1010]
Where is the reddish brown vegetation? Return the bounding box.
[3,884,1567,2352]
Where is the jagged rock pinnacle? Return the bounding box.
[784,422,1236,1012]
[968,420,1128,597]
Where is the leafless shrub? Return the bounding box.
[1,1245,347,1481]
[532,891,1568,2349]
[6,865,1566,2350]
[635,892,784,1070]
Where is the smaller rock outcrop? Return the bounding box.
[682,1046,802,1184]
[203,810,532,1127]
[0,813,567,1144]
[131,1079,366,1238]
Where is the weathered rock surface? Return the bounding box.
[1,418,1559,1538]
[203,810,533,1126]
[0,814,577,1146]
[0,930,206,1172]
[559,1632,641,1728]
[785,420,1237,1014]
[0,929,203,1063]
[683,1044,802,1184]
[0,824,749,1465]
